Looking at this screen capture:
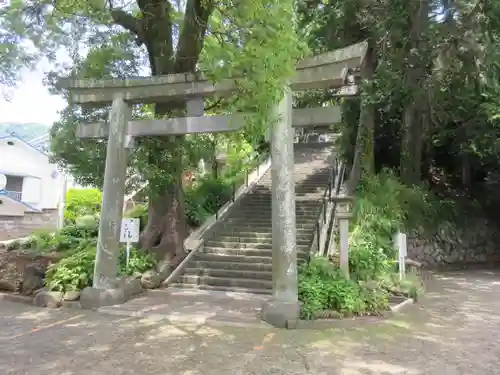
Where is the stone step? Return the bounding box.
[210,234,312,243]
[176,274,273,290]
[227,213,320,221]
[243,195,327,202]
[183,268,273,281]
[248,183,328,188]
[220,223,316,231]
[222,216,318,224]
[233,204,321,211]
[203,241,311,251]
[241,197,323,203]
[258,174,331,181]
[251,185,329,192]
[217,224,315,233]
[169,283,272,295]
[193,253,309,264]
[191,260,273,272]
[201,247,309,258]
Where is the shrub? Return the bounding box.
[122,178,236,229]
[64,188,102,224]
[298,170,437,320]
[45,244,97,292]
[45,245,156,292]
[192,177,233,213]
[298,258,389,320]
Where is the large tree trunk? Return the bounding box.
[348,42,377,194]
[113,0,214,269]
[400,0,429,185]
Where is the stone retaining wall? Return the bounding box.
[407,218,500,267]
[0,210,58,241]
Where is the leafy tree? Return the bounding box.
[2,0,305,266]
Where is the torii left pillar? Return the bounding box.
[80,95,135,309]
[261,86,301,328]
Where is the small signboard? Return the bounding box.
[120,218,140,243]
[393,232,407,280]
[120,218,140,266]
[0,0,10,8]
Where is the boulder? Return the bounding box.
[33,290,63,308]
[20,266,45,296]
[80,287,126,309]
[63,290,81,301]
[140,270,161,289]
[0,279,17,293]
[115,277,142,299]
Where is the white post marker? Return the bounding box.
[119,218,140,266]
[393,232,407,280]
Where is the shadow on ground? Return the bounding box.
[1,268,500,374]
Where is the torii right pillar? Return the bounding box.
[261,86,301,328]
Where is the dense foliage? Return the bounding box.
[64,188,102,224]
[299,172,429,319]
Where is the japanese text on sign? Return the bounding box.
[120,218,140,243]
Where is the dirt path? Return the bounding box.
[1,269,499,374]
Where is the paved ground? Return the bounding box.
[1,269,500,374]
[97,287,273,328]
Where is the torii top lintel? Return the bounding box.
[57,41,368,105]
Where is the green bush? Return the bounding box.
[45,244,97,291]
[22,215,99,254]
[122,178,236,229]
[45,244,156,292]
[64,188,102,224]
[191,177,233,213]
[298,170,437,319]
[298,258,389,320]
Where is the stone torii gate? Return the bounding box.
[58,41,367,325]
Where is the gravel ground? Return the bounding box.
[1,269,499,374]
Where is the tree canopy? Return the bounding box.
[2,0,500,263]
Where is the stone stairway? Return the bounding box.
[172,143,335,295]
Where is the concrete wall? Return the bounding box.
[0,196,26,216]
[0,209,58,241]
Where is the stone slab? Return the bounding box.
[261,299,301,329]
[79,287,127,309]
[96,288,272,328]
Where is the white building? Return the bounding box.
[0,133,67,215]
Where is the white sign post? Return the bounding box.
[119,218,140,266]
[393,232,407,280]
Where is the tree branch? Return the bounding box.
[174,0,215,72]
[111,9,145,43]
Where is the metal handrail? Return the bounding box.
[310,156,338,255]
[309,156,346,258]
